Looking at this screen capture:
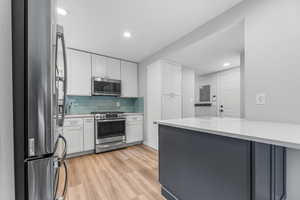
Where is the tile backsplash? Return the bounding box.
[66,96,144,114]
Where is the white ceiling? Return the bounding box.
[165,22,244,75]
[57,0,243,62]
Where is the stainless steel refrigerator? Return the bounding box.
[12,0,69,199]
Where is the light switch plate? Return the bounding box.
[256,93,266,105]
[116,102,120,107]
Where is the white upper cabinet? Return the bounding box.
[121,61,138,97]
[91,55,106,78]
[92,55,121,80]
[67,49,92,96]
[106,57,121,80]
[161,61,182,95]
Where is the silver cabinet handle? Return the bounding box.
[98,119,126,123]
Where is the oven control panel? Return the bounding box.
[94,112,124,120]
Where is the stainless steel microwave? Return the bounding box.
[92,77,121,96]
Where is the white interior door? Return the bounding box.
[218,68,241,117]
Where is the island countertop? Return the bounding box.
[158,117,300,150]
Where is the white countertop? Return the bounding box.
[65,114,94,118]
[158,117,300,150]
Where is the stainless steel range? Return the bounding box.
[92,112,127,153]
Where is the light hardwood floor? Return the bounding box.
[59,145,165,200]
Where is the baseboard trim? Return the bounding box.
[67,150,94,159]
[66,141,144,158]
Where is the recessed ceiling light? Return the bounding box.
[57,7,68,16]
[223,62,231,67]
[123,31,132,39]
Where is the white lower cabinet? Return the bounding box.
[63,118,84,154]
[126,115,144,144]
[83,118,95,151]
[63,117,95,155]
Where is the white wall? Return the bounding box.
[244,1,300,199]
[0,0,15,199]
[182,68,195,118]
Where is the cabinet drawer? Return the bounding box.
[126,115,144,122]
[64,118,83,127]
[126,124,143,143]
[63,126,84,154]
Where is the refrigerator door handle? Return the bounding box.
[53,134,68,200]
[61,160,69,199]
[53,160,68,200]
[53,134,68,160]
[55,25,68,127]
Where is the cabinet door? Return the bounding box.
[83,118,95,151]
[91,55,106,78]
[67,50,91,96]
[146,63,162,150]
[121,61,138,97]
[182,68,195,118]
[161,61,182,95]
[126,124,143,144]
[106,57,121,80]
[162,94,182,120]
[159,125,251,200]
[63,126,84,154]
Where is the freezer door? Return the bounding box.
[27,157,55,200]
[27,0,53,157]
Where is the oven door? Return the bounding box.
[92,78,121,96]
[96,119,126,144]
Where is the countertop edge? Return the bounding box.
[158,121,300,150]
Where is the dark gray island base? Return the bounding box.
[159,125,287,200]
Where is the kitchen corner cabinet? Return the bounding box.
[121,61,138,97]
[126,115,143,144]
[83,118,95,151]
[67,49,92,96]
[92,55,121,80]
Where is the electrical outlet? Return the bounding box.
[116,102,120,107]
[256,93,266,105]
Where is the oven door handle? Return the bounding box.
[98,119,126,122]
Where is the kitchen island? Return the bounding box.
[158,117,300,200]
